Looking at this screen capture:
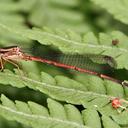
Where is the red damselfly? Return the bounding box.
[0,46,127,87]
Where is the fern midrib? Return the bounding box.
[0,23,128,54]
[0,104,87,128]
[34,29,128,53]
[1,72,114,100]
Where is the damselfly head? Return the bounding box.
[12,46,22,53]
[0,46,21,53]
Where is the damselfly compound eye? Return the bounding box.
[12,46,21,52]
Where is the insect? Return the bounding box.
[111,98,122,109]
[111,98,128,113]
[0,46,127,87]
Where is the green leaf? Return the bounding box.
[112,112,128,126]
[104,81,124,98]
[47,98,67,119]
[0,23,128,69]
[1,94,126,128]
[82,108,101,128]
[0,0,36,12]
[55,75,88,91]
[0,69,127,118]
[102,115,121,128]
[28,0,89,33]
[64,104,83,124]
[28,101,49,116]
[0,69,114,103]
[0,94,88,128]
[91,0,128,25]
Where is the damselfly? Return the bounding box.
[0,46,127,87]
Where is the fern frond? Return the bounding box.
[0,94,88,128]
[0,23,128,69]
[111,111,128,126]
[101,115,121,128]
[0,69,126,113]
[50,0,78,7]
[0,0,36,12]
[0,16,30,46]
[91,0,128,25]
[82,108,101,128]
[28,0,89,33]
[82,99,128,127]
[0,94,126,128]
